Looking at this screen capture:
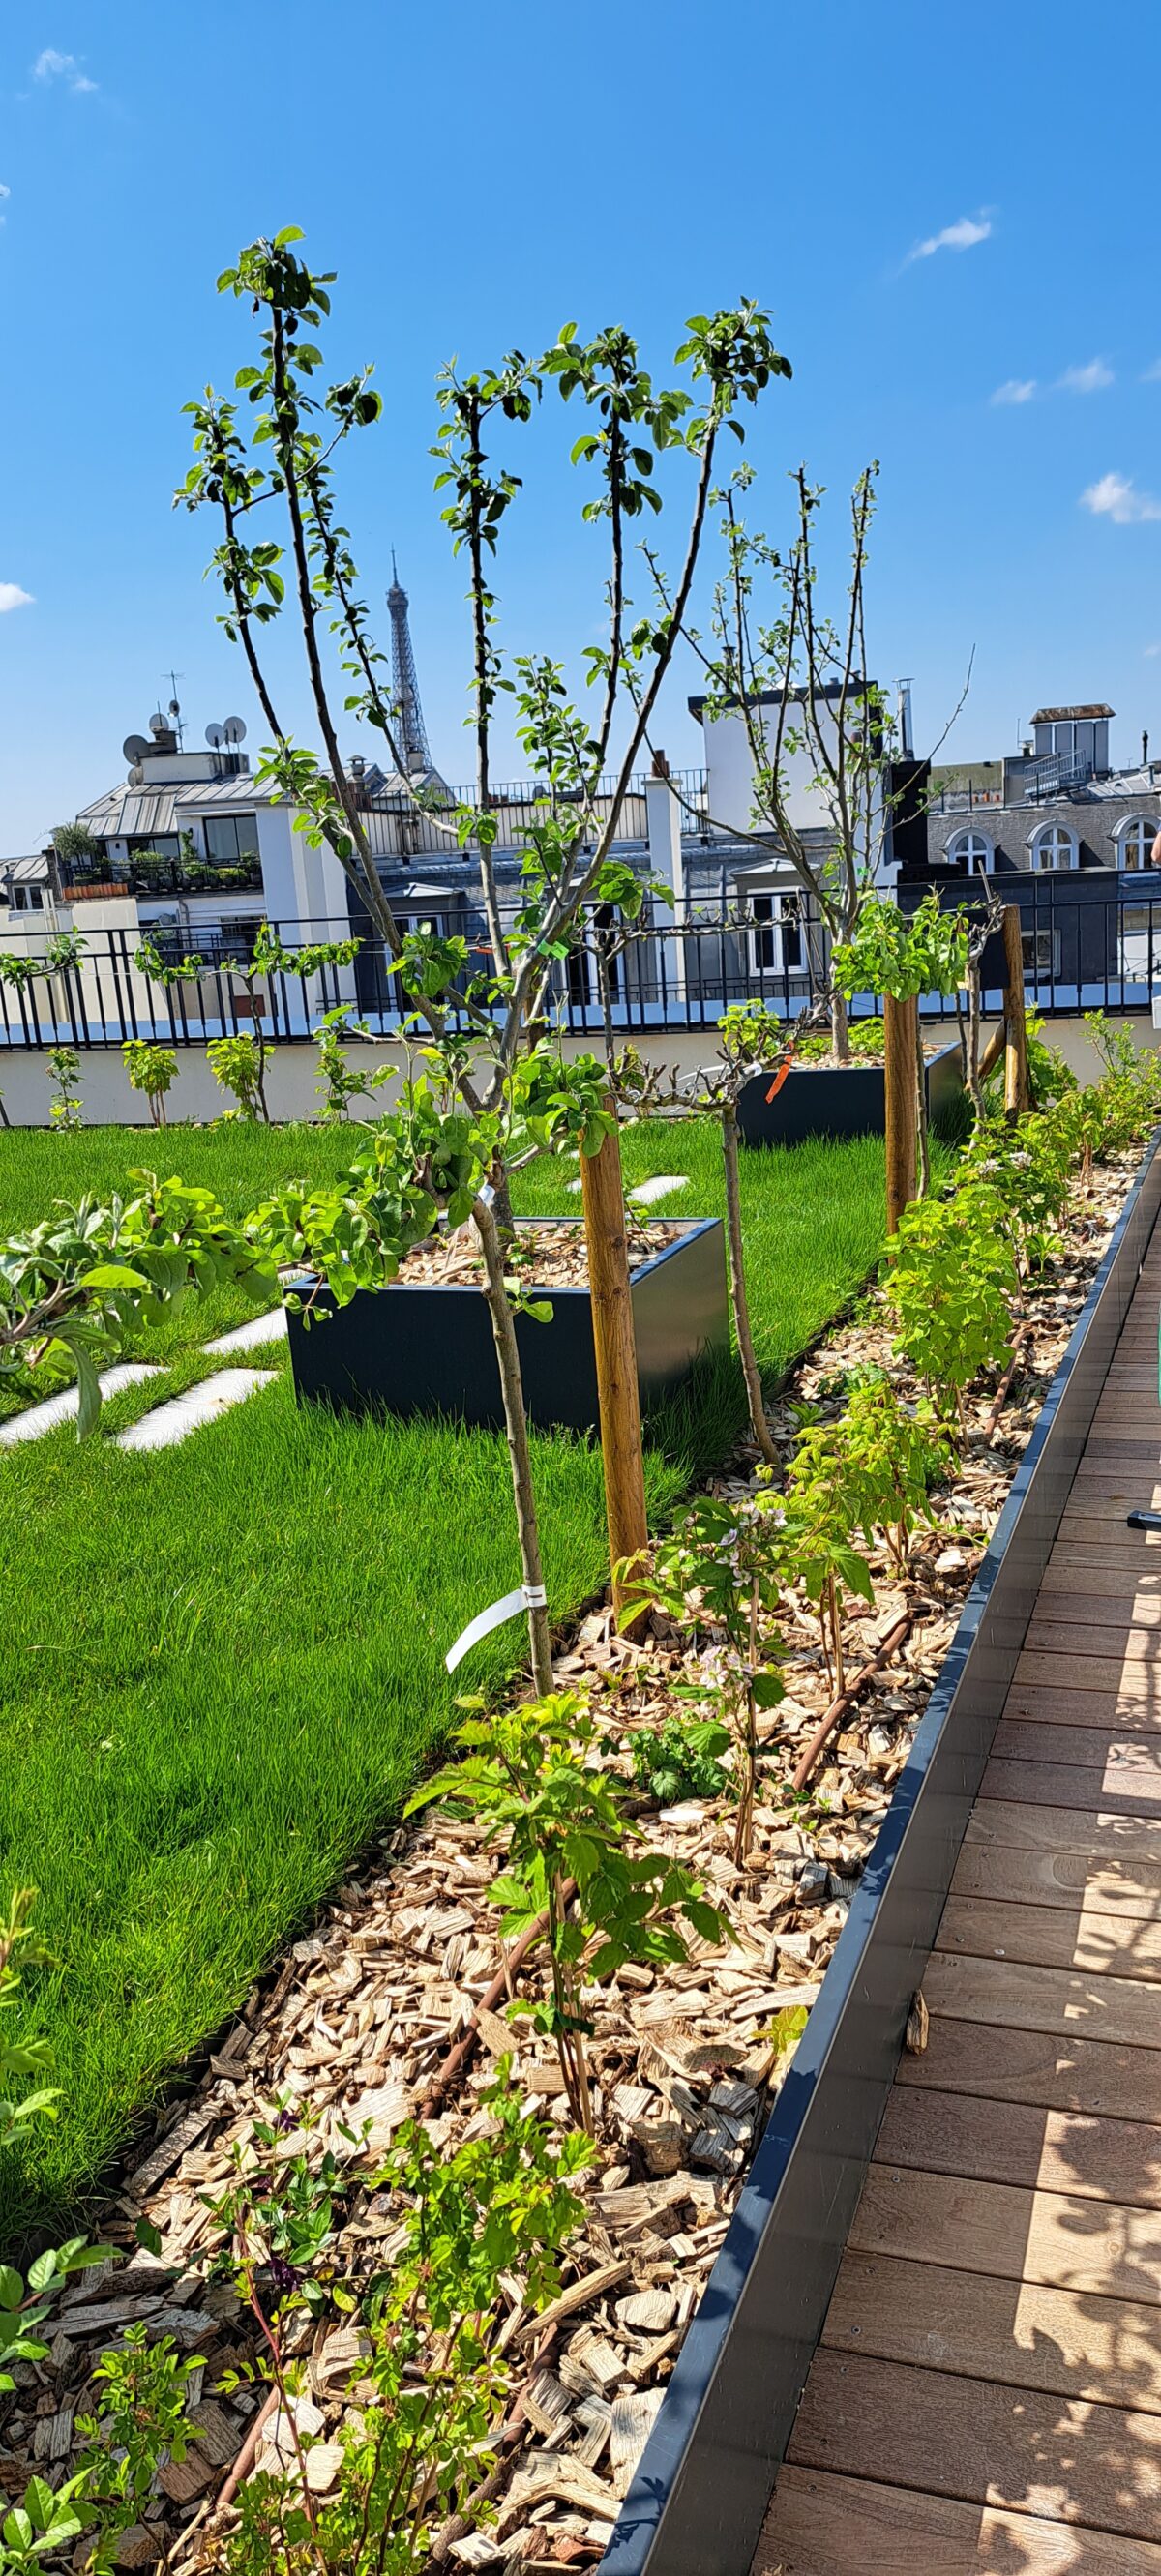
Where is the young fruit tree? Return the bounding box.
[178,230,789,1684]
[662,465,971,1061]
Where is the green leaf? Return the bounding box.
[134,2217,163,2257]
[0,2265,23,2311]
[77,1263,149,1293]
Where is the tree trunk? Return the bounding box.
[830,987,851,1064]
[965,962,983,1124]
[580,1104,650,1625]
[721,1102,776,1464]
[471,1194,554,1695]
[883,992,918,1239]
[1002,905,1028,1122]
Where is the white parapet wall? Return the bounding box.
[0,1015,1154,1128]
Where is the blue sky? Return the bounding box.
[3,0,1161,849]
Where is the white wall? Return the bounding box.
[700,698,888,877]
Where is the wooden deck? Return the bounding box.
[755,1232,1161,2575]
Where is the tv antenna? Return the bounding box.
[163,671,185,746]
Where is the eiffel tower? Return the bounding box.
[386,555,434,779]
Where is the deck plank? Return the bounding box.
[951,1835,1161,1916]
[980,1756,1161,1812]
[937,1892,1161,1983]
[787,2351,1161,2542]
[848,2162,1161,2303]
[821,2249,1161,2413]
[875,2085,1161,2206]
[896,2014,1161,2120]
[756,2468,1161,2574]
[922,1945,1161,2046]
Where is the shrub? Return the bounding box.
[883,1186,1018,1423]
[408,1690,726,2127]
[207,1032,268,1121]
[121,1039,177,1127]
[45,1047,81,1132]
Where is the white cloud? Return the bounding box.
[1057,358,1115,394]
[992,377,1036,405]
[1143,360,1161,383]
[1146,643,1161,657]
[0,185,9,199]
[908,212,992,263]
[1081,472,1161,525]
[32,48,97,92]
[0,583,33,613]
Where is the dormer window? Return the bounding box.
[1028,822,1078,872]
[946,829,993,873]
[1114,814,1160,871]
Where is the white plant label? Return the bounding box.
[445,1584,548,1673]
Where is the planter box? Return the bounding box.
[285,1217,729,1435]
[606,1132,1161,2576]
[735,1037,963,1148]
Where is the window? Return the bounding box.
[1116,815,1160,872]
[567,902,623,1008]
[1029,823,1078,872]
[1022,929,1061,975]
[204,813,261,864]
[748,892,805,978]
[946,829,993,873]
[13,884,44,911]
[127,836,181,862]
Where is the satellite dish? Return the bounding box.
[149,712,167,736]
[123,734,150,763]
[223,715,247,745]
[168,698,181,718]
[205,723,224,748]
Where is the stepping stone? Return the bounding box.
[202,1308,288,1358]
[115,1370,279,1453]
[627,1174,689,1206]
[0,1365,166,1447]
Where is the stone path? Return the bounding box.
[203,1309,289,1357]
[0,1364,166,1446]
[115,1369,280,1452]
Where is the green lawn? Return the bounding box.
[0,1118,891,2235]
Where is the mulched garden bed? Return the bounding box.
[0,1150,1139,2572]
[385,1217,687,1292]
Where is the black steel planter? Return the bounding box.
[285,1218,729,1435]
[605,1133,1161,2576]
[736,1036,964,1148]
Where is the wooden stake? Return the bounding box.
[883,991,918,1239]
[580,1100,650,1628]
[1002,904,1029,1119]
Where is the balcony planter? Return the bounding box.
[736,1037,964,1148]
[285,1217,729,1435]
[604,1131,1161,2576]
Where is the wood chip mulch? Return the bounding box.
[0,1155,1137,2573]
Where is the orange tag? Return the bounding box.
[765,1057,793,1104]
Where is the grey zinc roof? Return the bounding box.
[77,775,280,836]
[173,775,282,812]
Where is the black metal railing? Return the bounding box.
[1,881,1159,1051]
[58,854,264,899]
